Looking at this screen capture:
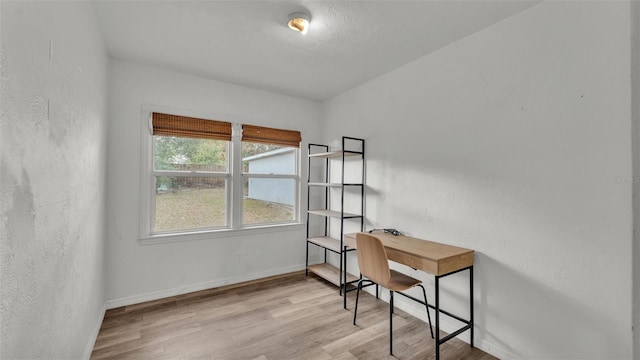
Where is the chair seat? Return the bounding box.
[385,269,421,292]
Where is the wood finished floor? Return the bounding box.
[91,272,497,360]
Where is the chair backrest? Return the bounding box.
[356,233,391,286]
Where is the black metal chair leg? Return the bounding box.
[353,278,363,325]
[418,284,434,339]
[389,291,394,355]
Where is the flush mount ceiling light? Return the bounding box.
[288,12,311,35]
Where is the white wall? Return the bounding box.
[631,1,640,358]
[0,1,108,359]
[105,59,322,305]
[322,2,633,359]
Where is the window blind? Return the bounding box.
[152,112,232,141]
[242,124,301,148]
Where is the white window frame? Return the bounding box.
[138,106,303,244]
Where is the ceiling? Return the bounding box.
[92,0,540,102]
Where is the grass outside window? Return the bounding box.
[155,187,293,232]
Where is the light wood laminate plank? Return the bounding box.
[91,272,495,360]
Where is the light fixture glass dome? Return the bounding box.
[288,12,310,35]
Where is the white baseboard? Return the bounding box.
[82,302,106,360]
[472,338,519,360]
[105,264,306,309]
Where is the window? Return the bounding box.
[241,125,301,225]
[141,111,301,240]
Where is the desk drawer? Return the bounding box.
[387,249,474,276]
[387,248,438,274]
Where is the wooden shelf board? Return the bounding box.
[308,209,361,219]
[309,150,363,159]
[308,236,353,252]
[307,263,358,286]
[308,182,342,187]
[308,182,363,187]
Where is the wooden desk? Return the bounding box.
[345,232,475,360]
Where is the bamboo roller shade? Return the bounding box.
[152,113,301,147]
[152,112,232,141]
[242,124,301,148]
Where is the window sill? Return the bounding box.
[138,223,305,245]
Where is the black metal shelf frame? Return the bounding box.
[305,137,365,309]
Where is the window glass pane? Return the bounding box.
[242,142,296,175]
[154,136,227,171]
[243,177,295,224]
[154,176,226,232]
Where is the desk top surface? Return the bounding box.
[344,232,474,275]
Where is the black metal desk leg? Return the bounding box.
[343,247,348,309]
[435,276,440,360]
[470,265,474,348]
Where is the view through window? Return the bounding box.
[147,112,301,235]
[242,142,297,225]
[153,136,229,232]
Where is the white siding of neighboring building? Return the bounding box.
[245,149,295,206]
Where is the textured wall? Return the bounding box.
[105,59,322,306]
[323,2,632,359]
[632,1,640,358]
[0,2,108,359]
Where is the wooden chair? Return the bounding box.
[353,233,434,355]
